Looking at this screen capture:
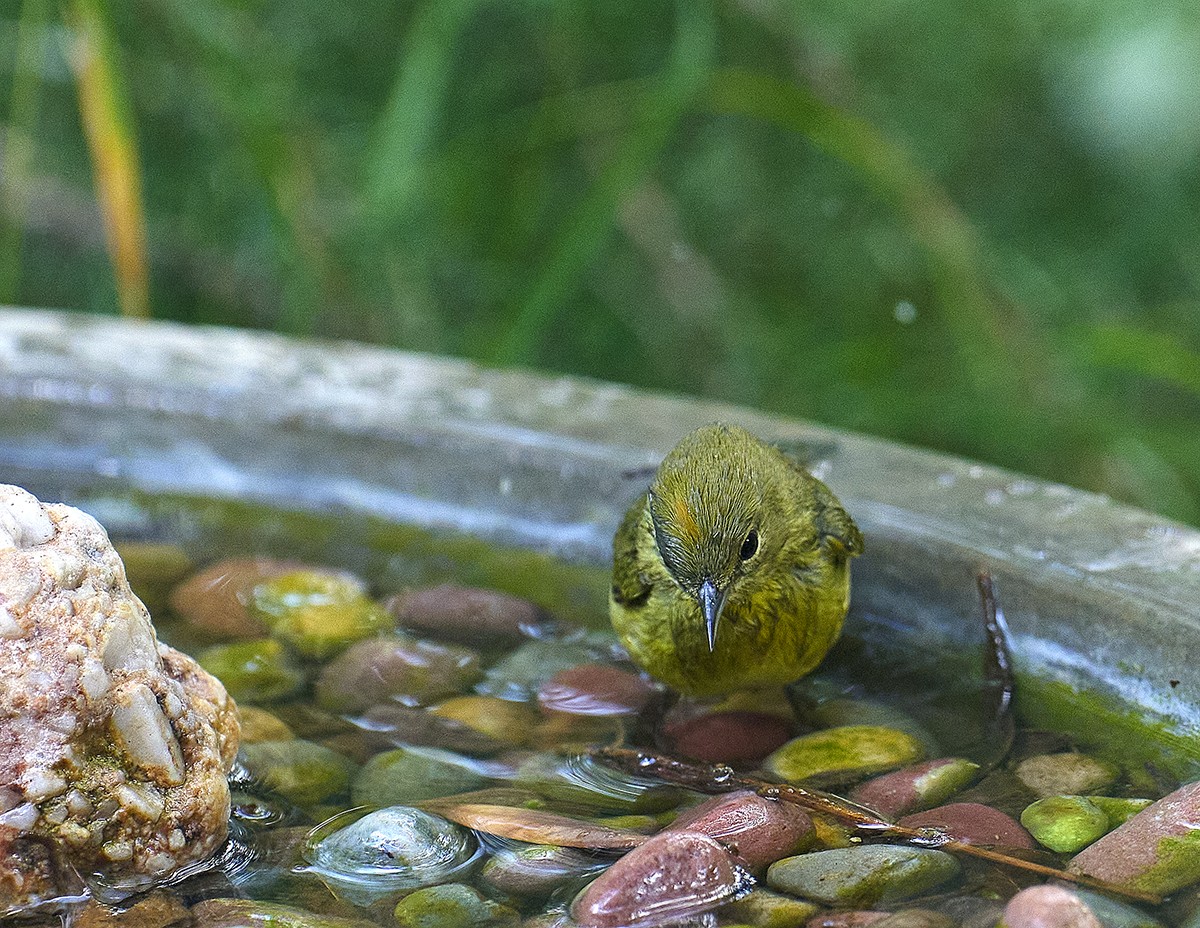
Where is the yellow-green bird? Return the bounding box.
[610,424,863,696]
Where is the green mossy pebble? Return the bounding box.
[252,570,391,658]
[764,726,925,784]
[1089,796,1154,828]
[1021,796,1110,853]
[805,698,941,756]
[352,746,488,806]
[393,884,518,928]
[198,638,306,703]
[719,888,822,928]
[766,845,960,906]
[241,739,358,806]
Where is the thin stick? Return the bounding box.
[592,747,1162,906]
[977,570,1016,769]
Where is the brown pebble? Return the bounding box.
[666,710,793,764]
[74,891,189,928]
[386,583,551,647]
[169,557,302,638]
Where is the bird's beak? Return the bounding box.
[697,579,728,653]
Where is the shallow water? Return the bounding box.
[12,492,1200,926]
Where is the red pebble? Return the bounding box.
[666,711,792,764]
[898,802,1034,849]
[537,664,655,717]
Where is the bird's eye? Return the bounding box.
[740,530,759,561]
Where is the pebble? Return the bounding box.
[764,725,925,784]
[241,739,357,807]
[168,557,302,639]
[480,843,607,899]
[74,890,189,928]
[253,569,391,659]
[304,806,477,905]
[934,896,1006,928]
[1070,780,1200,895]
[537,664,655,716]
[1021,796,1110,853]
[386,583,553,647]
[431,695,539,746]
[806,913,889,928]
[1089,796,1155,828]
[667,789,815,872]
[197,637,306,704]
[351,703,507,756]
[666,710,793,765]
[850,758,980,818]
[868,909,957,928]
[190,899,377,928]
[315,635,483,712]
[720,888,821,928]
[1001,885,1103,928]
[393,883,518,928]
[766,845,960,905]
[802,698,940,756]
[571,830,743,928]
[1015,754,1119,799]
[479,638,604,701]
[114,542,193,618]
[237,706,296,744]
[515,753,682,814]
[351,745,489,806]
[899,801,1034,848]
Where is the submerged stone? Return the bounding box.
[169,557,302,639]
[252,569,391,659]
[393,883,518,928]
[849,758,980,818]
[480,843,607,899]
[316,635,483,712]
[1015,753,1118,799]
[720,888,821,928]
[190,898,378,928]
[537,664,655,717]
[668,789,815,872]
[666,710,793,765]
[430,694,539,746]
[1070,780,1200,895]
[898,802,1034,848]
[351,745,489,806]
[516,753,682,814]
[386,583,553,647]
[764,725,924,784]
[1021,795,1111,853]
[767,845,960,906]
[305,806,477,906]
[479,638,604,701]
[198,637,306,704]
[571,830,742,928]
[0,485,238,909]
[241,739,357,807]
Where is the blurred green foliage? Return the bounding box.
[2,0,1200,523]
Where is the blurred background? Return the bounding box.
[2,0,1199,524]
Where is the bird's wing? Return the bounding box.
[611,493,654,607]
[777,448,865,558]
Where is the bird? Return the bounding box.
[610,423,863,696]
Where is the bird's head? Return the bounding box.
[648,425,777,652]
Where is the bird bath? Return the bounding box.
[3,307,1200,920]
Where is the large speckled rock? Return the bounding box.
[0,485,239,912]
